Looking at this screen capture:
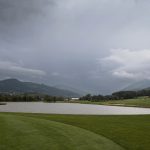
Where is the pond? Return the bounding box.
[0,102,150,115]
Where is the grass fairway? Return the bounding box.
[1,113,150,150]
[0,113,123,150]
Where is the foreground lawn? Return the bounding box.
[70,97,150,108]
[1,113,150,150]
[0,113,123,150]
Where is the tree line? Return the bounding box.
[1,89,150,102]
[0,94,65,102]
[80,90,150,101]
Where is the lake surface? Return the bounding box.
[0,102,150,115]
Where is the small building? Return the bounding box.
[71,98,79,100]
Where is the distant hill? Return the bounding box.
[123,80,150,91]
[0,79,79,97]
[54,84,88,96]
[143,87,150,90]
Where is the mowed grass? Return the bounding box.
[1,113,150,150]
[0,113,123,150]
[70,97,150,108]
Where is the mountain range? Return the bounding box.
[0,79,80,97]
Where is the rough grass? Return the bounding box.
[1,113,150,150]
[70,97,150,108]
[100,97,150,108]
[0,113,123,150]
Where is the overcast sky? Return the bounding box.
[0,0,150,94]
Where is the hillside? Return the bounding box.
[54,84,88,96]
[123,80,150,91]
[0,79,79,97]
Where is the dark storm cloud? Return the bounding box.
[0,0,54,22]
[0,0,150,94]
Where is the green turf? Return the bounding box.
[14,113,150,150]
[0,113,123,150]
[1,113,150,150]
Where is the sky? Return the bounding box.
[0,0,150,94]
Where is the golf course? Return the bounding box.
[0,0,150,150]
[0,113,150,150]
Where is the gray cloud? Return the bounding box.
[0,60,46,80]
[0,0,150,94]
[101,49,150,80]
